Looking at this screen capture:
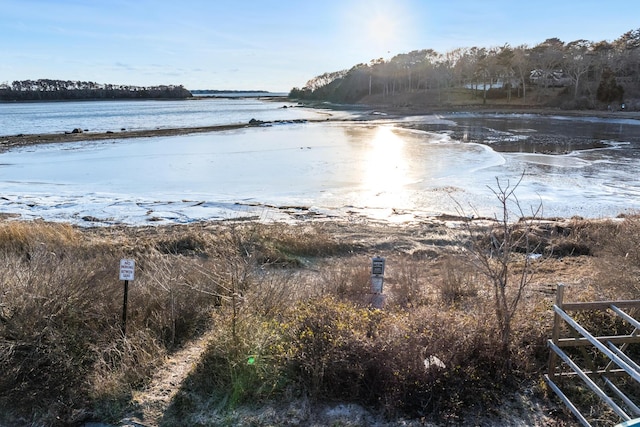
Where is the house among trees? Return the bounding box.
[290,30,640,110]
[529,69,572,87]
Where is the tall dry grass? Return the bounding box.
[587,215,640,298]
[0,217,632,426]
[0,222,233,425]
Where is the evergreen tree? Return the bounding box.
[597,68,624,104]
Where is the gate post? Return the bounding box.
[548,283,565,379]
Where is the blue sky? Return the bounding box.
[1,0,638,92]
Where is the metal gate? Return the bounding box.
[546,284,640,426]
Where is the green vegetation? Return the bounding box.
[290,30,640,110]
[0,217,637,426]
[0,79,192,101]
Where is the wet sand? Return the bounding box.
[2,106,639,154]
[0,121,286,152]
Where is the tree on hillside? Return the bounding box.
[614,29,640,50]
[303,70,348,92]
[469,47,493,103]
[0,79,192,101]
[496,44,515,101]
[413,49,439,91]
[529,38,565,102]
[289,28,640,109]
[597,67,624,104]
[592,40,616,86]
[563,39,595,100]
[511,45,531,101]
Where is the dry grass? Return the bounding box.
[0,217,635,426]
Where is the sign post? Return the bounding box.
[371,256,386,309]
[119,259,135,336]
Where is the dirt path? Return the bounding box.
[121,332,213,427]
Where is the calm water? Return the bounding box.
[0,99,639,224]
[0,98,333,135]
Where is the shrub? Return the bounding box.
[248,223,357,267]
[277,297,524,419]
[319,258,371,303]
[435,255,478,304]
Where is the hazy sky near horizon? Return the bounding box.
[2,0,639,92]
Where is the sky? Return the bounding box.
[1,0,639,92]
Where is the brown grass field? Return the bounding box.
[0,214,638,426]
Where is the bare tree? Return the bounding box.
[563,39,595,100]
[512,45,531,101]
[462,175,543,362]
[496,44,515,102]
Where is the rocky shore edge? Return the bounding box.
[0,118,314,152]
[2,103,640,153]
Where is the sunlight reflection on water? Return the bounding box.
[359,126,413,209]
[0,119,638,224]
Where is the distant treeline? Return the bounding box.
[290,28,640,110]
[0,79,192,101]
[191,89,269,94]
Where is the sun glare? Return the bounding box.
[342,0,413,57]
[360,126,412,209]
[366,11,399,51]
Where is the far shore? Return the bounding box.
[2,102,640,152]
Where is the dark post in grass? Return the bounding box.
[119,259,135,336]
[370,256,386,309]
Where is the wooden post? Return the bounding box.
[119,259,135,338]
[122,279,129,336]
[548,283,565,379]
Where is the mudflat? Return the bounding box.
[0,122,254,151]
[2,106,639,152]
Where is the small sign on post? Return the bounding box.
[370,256,386,309]
[120,259,135,281]
[119,259,135,336]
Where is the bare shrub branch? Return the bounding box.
[458,175,544,361]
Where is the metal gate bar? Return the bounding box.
[546,284,640,426]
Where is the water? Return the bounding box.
[0,98,333,136]
[0,99,639,225]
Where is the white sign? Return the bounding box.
[119,259,135,281]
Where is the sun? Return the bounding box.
[342,0,412,57]
[366,10,399,51]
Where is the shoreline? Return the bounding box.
[0,122,255,151]
[3,102,640,152]
[0,103,638,224]
[0,119,322,152]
